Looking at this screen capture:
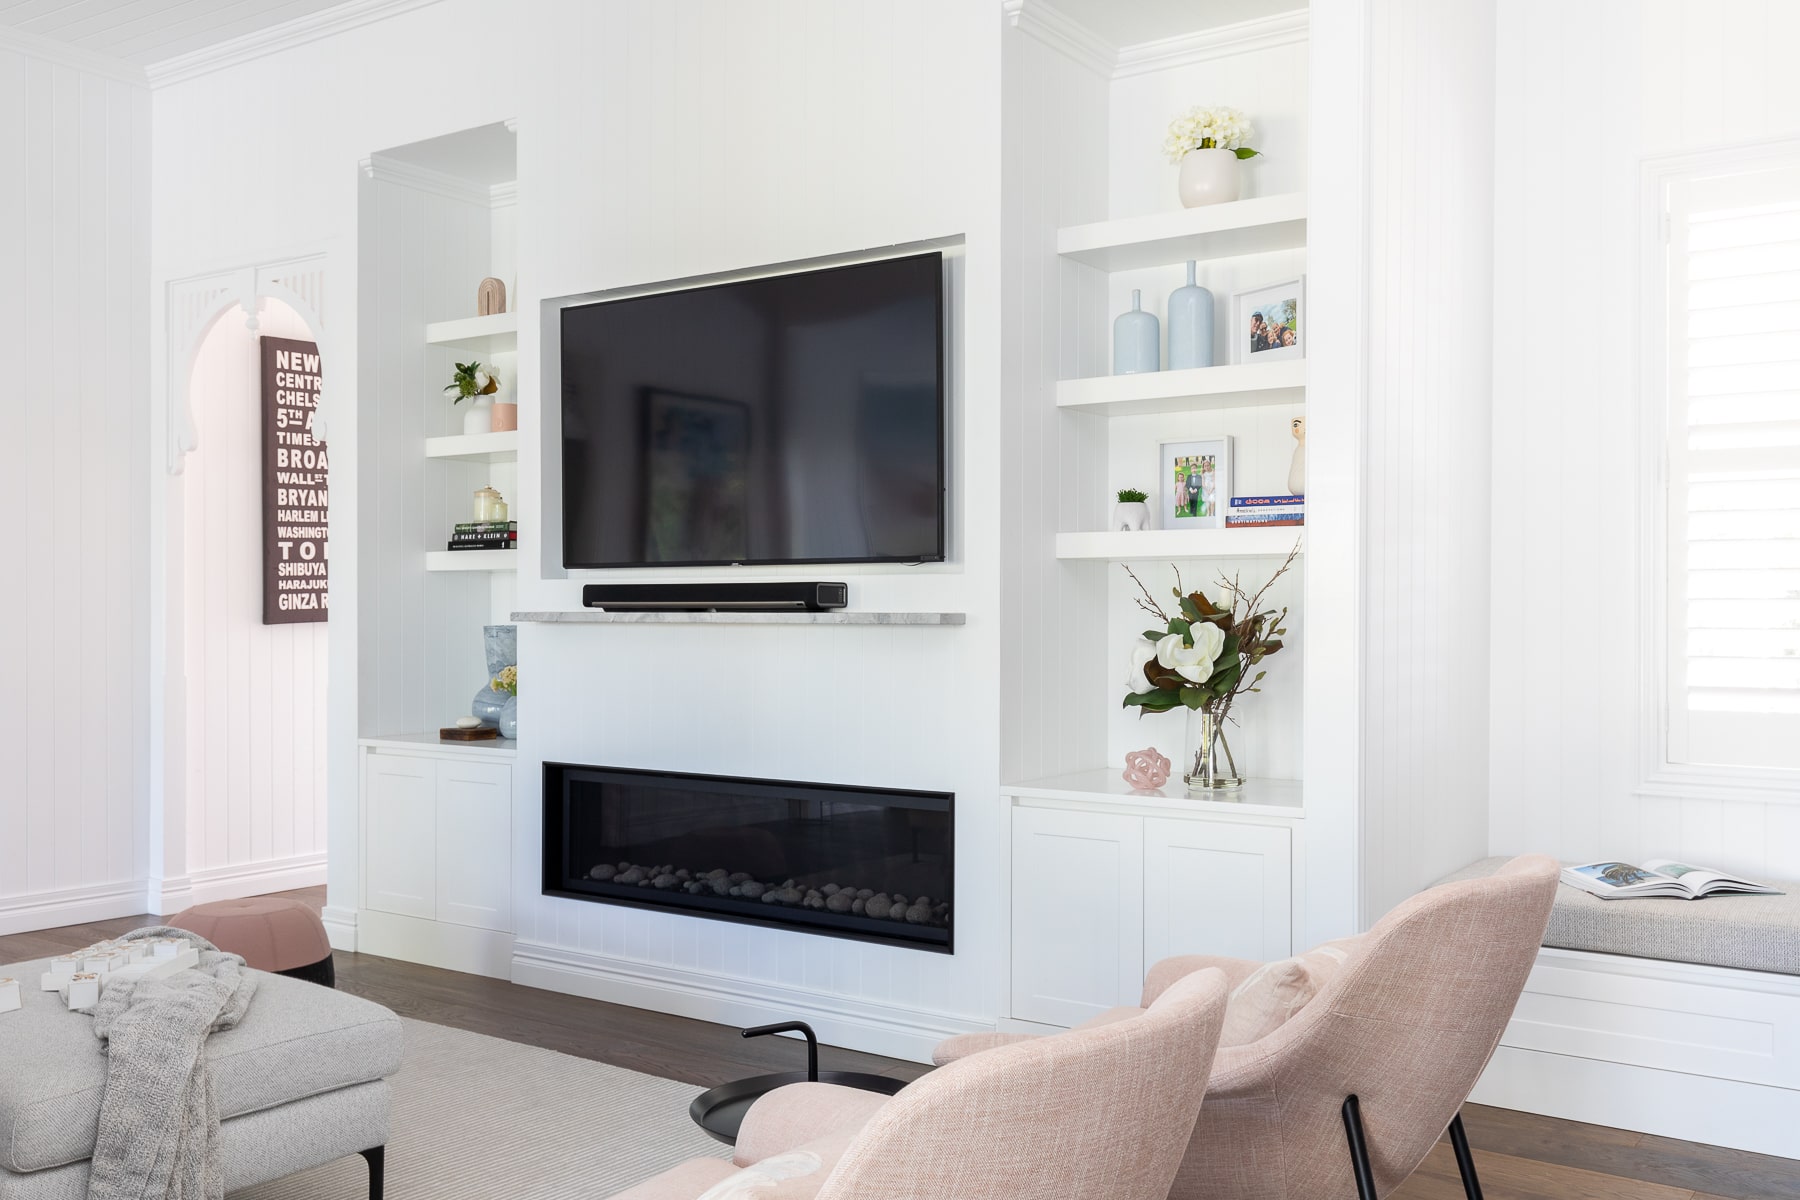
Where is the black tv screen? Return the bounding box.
[560,252,946,569]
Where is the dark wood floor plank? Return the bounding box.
[1396,1143,1695,1200]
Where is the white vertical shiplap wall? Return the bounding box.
[1489,0,1800,879]
[1359,0,1497,918]
[0,38,151,933]
[179,298,328,885]
[999,23,1110,784]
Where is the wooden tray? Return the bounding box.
[439,725,499,741]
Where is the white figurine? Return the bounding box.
[0,978,20,1014]
[1287,416,1306,496]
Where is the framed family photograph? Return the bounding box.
[1232,276,1305,363]
[1158,435,1233,530]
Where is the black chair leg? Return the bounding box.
[1448,1113,1484,1200]
[359,1145,385,1200]
[1341,1095,1378,1200]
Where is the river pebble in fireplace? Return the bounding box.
[587,860,951,928]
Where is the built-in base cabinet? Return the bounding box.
[1006,794,1299,1029]
[358,739,514,978]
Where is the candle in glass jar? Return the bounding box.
[473,486,505,522]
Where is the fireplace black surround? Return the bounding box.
[543,763,954,952]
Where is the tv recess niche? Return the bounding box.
[557,249,949,570]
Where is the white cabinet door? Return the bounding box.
[435,759,513,932]
[1144,817,1291,966]
[364,753,437,919]
[1010,805,1144,1027]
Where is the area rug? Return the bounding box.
[233,1018,729,1198]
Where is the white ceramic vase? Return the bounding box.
[462,395,494,436]
[1178,148,1240,208]
[1113,501,1149,532]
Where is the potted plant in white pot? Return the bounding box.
[1164,105,1261,207]
[1114,487,1150,531]
[446,360,501,435]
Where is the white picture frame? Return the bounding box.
[1231,276,1306,364]
[1158,435,1233,530]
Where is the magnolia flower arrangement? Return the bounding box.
[445,361,499,405]
[1163,105,1261,164]
[1122,545,1298,720]
[492,665,517,696]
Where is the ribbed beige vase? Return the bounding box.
[1178,148,1240,207]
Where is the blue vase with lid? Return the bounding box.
[1167,261,1215,369]
[1113,289,1160,375]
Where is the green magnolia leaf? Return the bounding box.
[1142,630,1166,643]
[1234,147,1262,160]
[1168,618,1191,639]
[1178,687,1210,709]
[1124,689,1180,713]
[1179,595,1201,622]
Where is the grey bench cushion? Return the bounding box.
[0,957,403,1175]
[1441,857,1800,977]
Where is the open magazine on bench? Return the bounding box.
[1562,859,1783,900]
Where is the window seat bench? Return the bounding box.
[1440,857,1800,1158]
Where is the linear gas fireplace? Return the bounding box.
[543,763,954,952]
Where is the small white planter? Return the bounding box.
[1113,501,1150,532]
[462,395,494,436]
[1178,148,1241,208]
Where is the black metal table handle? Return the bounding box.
[741,1021,819,1082]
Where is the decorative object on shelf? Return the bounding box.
[454,716,483,730]
[1226,494,1304,529]
[1288,416,1306,495]
[446,360,500,434]
[470,684,507,728]
[1113,289,1160,375]
[439,723,499,741]
[1231,277,1305,364]
[1122,545,1299,792]
[476,276,507,316]
[1165,105,1261,208]
[490,396,518,433]
[1167,261,1215,369]
[473,485,507,522]
[1121,747,1171,791]
[1158,435,1232,530]
[484,623,517,677]
[492,665,518,739]
[1114,488,1150,532]
[450,519,518,551]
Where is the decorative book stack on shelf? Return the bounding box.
[448,520,518,551]
[1228,495,1304,528]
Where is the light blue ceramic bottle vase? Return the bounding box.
[1113,289,1160,375]
[1166,261,1215,369]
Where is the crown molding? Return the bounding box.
[145,0,446,88]
[0,24,148,86]
[1001,0,1113,78]
[363,153,495,207]
[1113,10,1309,79]
[1002,1,1309,80]
[489,180,518,208]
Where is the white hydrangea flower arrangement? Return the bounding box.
[1163,105,1261,164]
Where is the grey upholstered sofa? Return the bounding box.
[0,954,402,1199]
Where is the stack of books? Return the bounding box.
[448,520,518,551]
[1226,495,1304,528]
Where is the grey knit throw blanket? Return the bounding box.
[84,926,258,1200]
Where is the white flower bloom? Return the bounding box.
[1164,104,1256,163]
[1127,642,1158,693]
[1156,627,1224,685]
[474,368,494,391]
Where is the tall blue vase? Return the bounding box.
[1113,289,1160,375]
[1167,261,1215,369]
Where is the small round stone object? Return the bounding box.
[904,902,931,924]
[851,897,867,915]
[588,864,616,881]
[865,896,893,920]
[826,893,854,913]
[739,881,765,899]
[617,867,647,885]
[652,874,679,889]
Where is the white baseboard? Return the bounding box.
[360,910,512,979]
[510,940,993,1064]
[0,880,148,936]
[321,905,359,953]
[152,853,328,915]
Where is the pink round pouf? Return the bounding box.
[170,896,335,986]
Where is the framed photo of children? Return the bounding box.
[1231,277,1305,363]
[1158,435,1233,530]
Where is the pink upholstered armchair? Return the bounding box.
[603,967,1231,1200]
[936,853,1559,1200]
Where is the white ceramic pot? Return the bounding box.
[1178,148,1240,208]
[1113,501,1149,532]
[462,395,494,436]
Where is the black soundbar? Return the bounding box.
[581,582,849,613]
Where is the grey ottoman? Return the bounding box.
[0,954,402,1199]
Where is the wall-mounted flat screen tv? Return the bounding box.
[560,251,946,569]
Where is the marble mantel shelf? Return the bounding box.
[511,610,967,626]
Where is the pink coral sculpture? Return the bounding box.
[1122,747,1171,790]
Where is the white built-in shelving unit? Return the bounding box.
[424,549,519,572]
[424,430,519,462]
[424,310,519,353]
[1056,361,1305,416]
[1054,528,1301,561]
[1056,192,1306,271]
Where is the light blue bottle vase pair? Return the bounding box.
[1113,260,1214,375]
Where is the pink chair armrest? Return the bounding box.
[733,1082,894,1167]
[602,1157,738,1200]
[1140,954,1265,1006]
[930,1031,1037,1065]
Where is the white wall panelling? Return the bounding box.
[1489,0,1800,881]
[0,41,151,933]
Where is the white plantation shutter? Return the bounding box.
[1665,162,1800,771]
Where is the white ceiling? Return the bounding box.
[0,0,356,67]
[1051,0,1307,48]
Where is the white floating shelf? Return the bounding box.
[425,549,518,572]
[1057,193,1307,272]
[424,430,518,462]
[1057,361,1306,416]
[511,610,966,626]
[1006,769,1304,819]
[1055,528,1302,561]
[424,311,518,353]
[359,732,517,760]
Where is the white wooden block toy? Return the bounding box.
[0,978,19,1013]
[40,956,79,991]
[65,973,100,1011]
[150,938,183,960]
